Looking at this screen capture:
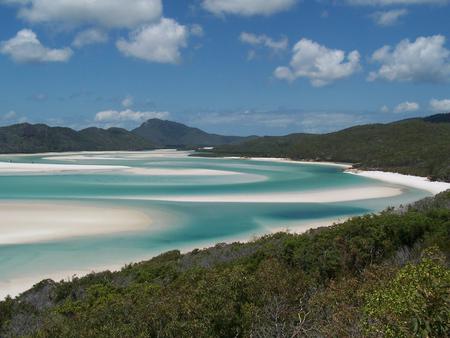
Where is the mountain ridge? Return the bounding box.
[132,118,256,148]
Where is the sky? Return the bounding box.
[0,0,450,136]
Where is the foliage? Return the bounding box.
[0,123,154,154]
[363,248,450,337]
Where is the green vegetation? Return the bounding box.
[0,123,154,153]
[204,114,450,182]
[1,191,449,337]
[132,118,255,148]
[0,119,254,153]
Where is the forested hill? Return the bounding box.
[0,119,254,154]
[204,113,450,182]
[132,118,255,148]
[0,123,154,153]
[1,190,449,337]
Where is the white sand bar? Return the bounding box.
[0,202,152,245]
[0,161,127,174]
[348,170,450,195]
[119,186,403,203]
[0,161,244,177]
[124,167,243,176]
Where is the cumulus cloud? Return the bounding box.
[371,9,408,26]
[72,29,108,48]
[274,39,361,87]
[202,0,298,16]
[240,32,288,53]
[394,101,420,113]
[430,98,450,112]
[368,35,450,83]
[116,18,188,64]
[0,29,72,63]
[5,0,162,29]
[346,0,449,5]
[95,109,170,123]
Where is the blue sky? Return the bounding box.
[1,0,450,136]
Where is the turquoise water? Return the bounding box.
[0,151,431,294]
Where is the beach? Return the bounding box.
[346,169,450,195]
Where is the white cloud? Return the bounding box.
[430,98,450,112]
[371,9,408,26]
[72,29,108,48]
[116,18,188,64]
[0,29,72,63]
[274,38,361,87]
[394,101,420,113]
[240,32,288,53]
[368,35,450,83]
[122,95,134,108]
[380,105,390,113]
[1,110,27,124]
[6,0,162,29]
[190,24,204,37]
[202,0,298,16]
[95,109,170,123]
[346,0,449,5]
[2,110,17,120]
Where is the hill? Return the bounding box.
[0,123,154,153]
[1,190,449,337]
[204,113,450,182]
[132,119,254,148]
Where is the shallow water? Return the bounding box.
[0,150,431,296]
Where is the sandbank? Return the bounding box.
[117,185,403,203]
[0,201,152,245]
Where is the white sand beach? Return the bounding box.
[347,170,450,195]
[0,202,153,245]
